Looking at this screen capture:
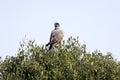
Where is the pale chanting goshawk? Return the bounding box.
[46,22,64,50]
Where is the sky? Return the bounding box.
[0,0,120,60]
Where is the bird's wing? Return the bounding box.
[50,29,64,44]
[49,30,57,44]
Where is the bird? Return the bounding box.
[46,22,64,50]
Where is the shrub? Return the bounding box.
[0,37,120,80]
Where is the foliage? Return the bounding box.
[0,37,120,80]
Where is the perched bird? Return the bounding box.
[46,22,64,50]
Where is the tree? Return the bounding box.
[0,37,120,80]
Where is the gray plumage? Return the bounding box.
[46,22,64,50]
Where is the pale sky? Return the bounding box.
[0,0,120,60]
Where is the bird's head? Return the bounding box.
[54,22,60,28]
